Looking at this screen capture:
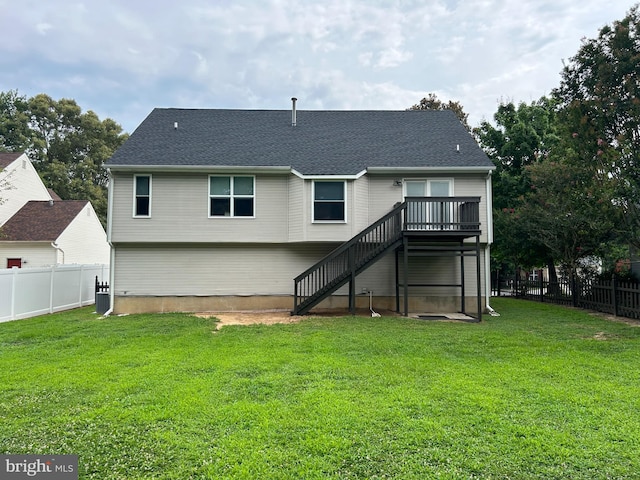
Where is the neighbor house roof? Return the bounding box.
[0,200,87,241]
[0,152,23,169]
[106,108,494,175]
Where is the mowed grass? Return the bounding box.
[1,298,639,479]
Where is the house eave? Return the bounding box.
[367,166,496,174]
[291,169,368,180]
[106,164,293,174]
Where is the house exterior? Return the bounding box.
[0,152,110,268]
[105,105,495,318]
[0,152,51,225]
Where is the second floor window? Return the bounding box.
[313,181,345,222]
[134,175,151,217]
[209,176,255,217]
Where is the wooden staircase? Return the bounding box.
[293,202,405,315]
[292,197,482,317]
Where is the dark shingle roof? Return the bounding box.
[0,200,87,241]
[0,152,23,169]
[106,108,493,175]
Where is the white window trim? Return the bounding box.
[312,180,347,223]
[208,175,256,219]
[133,174,152,218]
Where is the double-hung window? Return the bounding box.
[209,175,255,217]
[313,181,345,222]
[134,174,151,217]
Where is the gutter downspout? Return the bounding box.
[51,242,65,264]
[485,170,499,316]
[102,247,114,317]
[104,169,115,316]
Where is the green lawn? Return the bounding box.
[1,298,639,479]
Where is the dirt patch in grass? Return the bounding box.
[196,310,301,329]
[195,308,401,330]
[588,311,640,327]
[592,331,620,340]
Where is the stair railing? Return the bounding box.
[293,202,406,315]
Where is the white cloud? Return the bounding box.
[35,22,53,35]
[0,0,634,132]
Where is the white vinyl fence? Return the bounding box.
[0,264,109,322]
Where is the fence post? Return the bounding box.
[49,265,55,314]
[537,269,543,302]
[11,267,18,321]
[613,275,619,317]
[571,275,578,307]
[515,268,520,298]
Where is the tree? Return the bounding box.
[475,97,560,209]
[409,93,470,130]
[0,91,128,225]
[475,98,561,276]
[554,5,640,249]
[522,160,619,279]
[0,90,32,153]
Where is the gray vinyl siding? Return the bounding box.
[110,172,289,243]
[368,175,406,220]
[112,243,341,296]
[354,176,370,232]
[367,173,490,243]
[110,171,490,244]
[287,176,304,241]
[454,175,490,244]
[112,243,487,298]
[114,244,484,297]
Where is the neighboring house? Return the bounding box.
[0,152,110,268]
[105,104,495,318]
[0,152,51,225]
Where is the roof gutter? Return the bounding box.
[290,168,367,180]
[367,166,496,174]
[106,165,293,174]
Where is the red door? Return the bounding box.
[7,258,22,268]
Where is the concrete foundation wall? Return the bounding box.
[113,294,485,316]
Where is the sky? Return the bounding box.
[0,0,635,134]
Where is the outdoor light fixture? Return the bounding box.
[393,179,402,187]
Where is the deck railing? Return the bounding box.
[403,196,480,231]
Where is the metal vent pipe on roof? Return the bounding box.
[291,97,297,127]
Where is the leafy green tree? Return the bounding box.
[522,160,619,279]
[475,98,561,277]
[409,93,470,130]
[0,90,32,153]
[554,4,640,249]
[475,97,560,210]
[0,91,128,225]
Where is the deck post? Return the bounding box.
[460,241,466,314]
[395,247,400,313]
[349,245,356,314]
[403,235,409,316]
[476,235,482,321]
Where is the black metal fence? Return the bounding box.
[492,270,640,320]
